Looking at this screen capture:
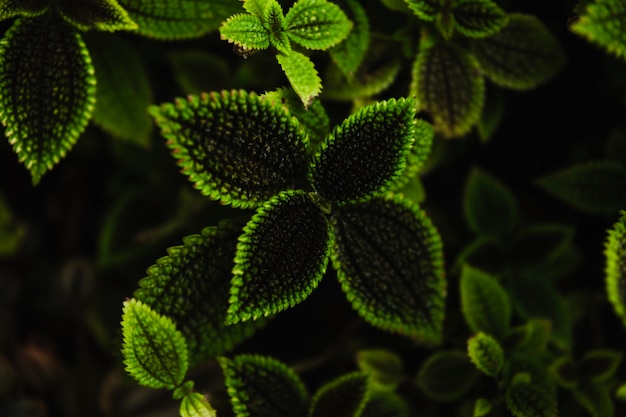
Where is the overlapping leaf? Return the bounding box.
[329,0,370,78]
[0,0,49,20]
[405,0,439,21]
[284,0,352,50]
[416,350,481,401]
[0,13,96,184]
[605,211,626,328]
[58,0,137,31]
[220,14,270,51]
[506,377,558,417]
[309,372,370,417]
[180,392,217,417]
[572,0,626,60]
[467,332,504,377]
[452,0,508,39]
[276,51,322,106]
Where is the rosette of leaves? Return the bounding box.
[219,0,352,106]
[150,89,446,342]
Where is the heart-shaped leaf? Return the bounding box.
[329,0,370,78]
[572,0,626,60]
[219,13,270,51]
[0,0,49,21]
[309,372,371,417]
[58,0,137,31]
[605,210,626,328]
[356,349,404,391]
[452,0,508,39]
[361,391,409,417]
[276,50,322,106]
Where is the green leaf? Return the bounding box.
[329,0,370,78]
[470,13,566,90]
[117,0,244,39]
[574,380,614,417]
[264,1,290,53]
[0,0,49,21]
[505,355,557,400]
[572,0,626,60]
[460,265,511,340]
[411,40,485,138]
[453,236,507,276]
[220,354,309,417]
[84,32,152,146]
[477,85,506,143]
[416,350,481,401]
[228,190,331,324]
[550,356,578,389]
[580,350,623,382]
[361,391,409,417]
[536,160,626,216]
[435,10,456,40]
[0,14,96,184]
[219,14,270,52]
[606,210,626,327]
[121,298,188,390]
[276,51,322,106]
[616,382,626,401]
[311,98,419,205]
[58,0,137,31]
[505,378,558,417]
[356,349,404,391]
[505,318,552,354]
[149,90,309,208]
[243,0,278,18]
[473,398,492,417]
[309,372,370,417]
[134,220,263,367]
[0,188,26,257]
[405,0,440,21]
[452,0,508,39]
[330,196,446,342]
[467,332,504,377]
[180,392,217,417]
[464,167,518,239]
[511,224,575,266]
[284,0,352,50]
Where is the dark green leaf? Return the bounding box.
[467,332,504,377]
[411,40,485,138]
[477,85,506,143]
[452,0,508,39]
[329,0,370,78]
[549,356,578,389]
[505,378,558,417]
[284,0,352,50]
[505,354,557,400]
[416,350,481,401]
[361,391,409,417]
[58,0,137,31]
[471,13,566,90]
[405,0,440,21]
[220,354,309,417]
[309,372,370,417]
[330,196,446,342]
[311,98,419,205]
[511,224,575,266]
[0,0,49,21]
[121,298,188,390]
[505,318,552,354]
[356,349,404,391]
[580,350,623,382]
[536,160,626,216]
[616,383,626,401]
[276,51,322,106]
[149,90,309,208]
[180,392,217,417]
[219,14,270,52]
[606,210,626,327]
[572,0,626,60]
[0,189,26,257]
[134,220,263,367]
[228,190,331,324]
[0,14,96,184]
[574,379,614,417]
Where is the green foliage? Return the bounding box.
[580,350,623,382]
[0,0,49,21]
[575,379,614,417]
[356,349,404,391]
[361,391,409,417]
[451,0,508,39]
[179,392,217,417]
[329,0,370,78]
[309,372,370,417]
[405,0,439,21]
[572,0,626,60]
[505,375,558,417]
[467,332,505,377]
[416,350,481,401]
[605,210,626,327]
[57,0,137,32]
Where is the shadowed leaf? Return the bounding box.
[219,13,270,51]
[58,0,137,31]
[416,350,481,401]
[572,0,626,60]
[329,0,369,78]
[310,372,370,417]
[356,349,404,391]
[506,377,558,417]
[452,0,508,39]
[605,210,626,328]
[0,0,49,20]
[580,350,623,382]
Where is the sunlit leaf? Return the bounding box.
[0,14,96,184]
[58,0,137,31]
[0,188,26,257]
[506,318,552,354]
[505,355,558,401]
[580,350,623,382]
[219,13,270,51]
[309,372,370,417]
[284,0,352,50]
[572,0,626,60]
[180,392,217,417]
[435,10,455,40]
[416,350,481,401]
[452,0,507,39]
[467,332,504,377]
[329,0,370,78]
[574,380,614,417]
[506,377,558,417]
[243,0,278,18]
[276,50,322,106]
[606,210,626,328]
[0,0,49,21]
[356,349,404,391]
[405,0,439,21]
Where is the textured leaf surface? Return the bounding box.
[121,298,188,390]
[575,380,613,417]
[467,332,504,377]
[411,40,485,138]
[572,0,626,60]
[452,0,507,39]
[134,220,262,367]
[276,51,322,106]
[536,160,626,216]
[329,0,369,78]
[331,196,446,341]
[180,392,217,417]
[228,190,331,324]
[0,14,96,184]
[471,13,566,90]
[0,0,49,20]
[356,349,404,391]
[150,90,309,208]
[309,372,370,417]
[311,98,418,205]
[220,354,309,417]
[219,14,270,51]
[416,350,481,401]
[58,0,137,31]
[284,0,352,50]
[606,211,626,327]
[506,380,558,417]
[117,0,243,39]
[405,0,439,21]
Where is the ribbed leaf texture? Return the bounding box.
[605,211,626,328]
[579,350,623,382]
[284,0,352,50]
[149,90,309,208]
[452,0,508,39]
[85,32,152,146]
[405,0,439,21]
[330,196,445,342]
[134,220,263,367]
[58,0,137,31]
[361,391,409,417]
[471,13,566,90]
[0,13,96,184]
[536,160,626,216]
[311,98,418,205]
[329,0,370,78]
[411,40,485,138]
[219,14,270,51]
[575,380,614,417]
[572,0,626,60]
[309,372,371,417]
[416,350,481,401]
[219,354,309,417]
[117,0,243,39]
[276,51,322,107]
[506,378,558,417]
[121,298,188,390]
[356,349,404,391]
[460,265,511,341]
[467,332,504,378]
[0,0,49,20]
[228,190,331,324]
[179,392,217,417]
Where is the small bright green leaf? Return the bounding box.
[574,380,614,417]
[464,167,518,239]
[228,190,331,324]
[453,236,507,276]
[473,398,492,417]
[85,32,152,146]
[311,98,419,205]
[180,392,217,417]
[452,0,508,39]
[550,356,578,389]
[572,0,626,60]
[309,372,370,417]
[356,349,404,391]
[220,354,309,417]
[284,0,352,50]
[506,379,558,417]
[411,40,485,138]
[580,350,623,382]
[416,350,481,401]
[329,0,369,78]
[362,391,409,417]
[435,10,456,40]
[0,0,49,21]
[58,0,137,31]
[471,13,566,90]
[331,196,446,342]
[121,298,188,390]
[460,265,511,340]
[536,160,626,216]
[243,0,277,18]
[395,176,426,205]
[505,318,552,354]
[606,211,626,327]
[276,51,322,106]
[149,90,309,208]
[405,0,440,21]
[265,2,290,53]
[477,85,505,143]
[220,14,270,52]
[468,332,504,377]
[0,14,96,184]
